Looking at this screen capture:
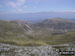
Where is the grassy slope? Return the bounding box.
[0,20,75,46]
[0,32,75,46]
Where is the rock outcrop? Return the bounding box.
[0,43,75,56]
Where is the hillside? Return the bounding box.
[0,18,75,46]
[32,18,75,32]
[0,20,34,46]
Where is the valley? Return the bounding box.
[0,18,75,46]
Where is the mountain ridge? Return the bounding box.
[0,18,75,45]
[0,12,75,23]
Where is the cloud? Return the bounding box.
[71,10,75,12]
[8,0,39,8]
[7,0,27,13]
[63,10,75,12]
[17,0,25,6]
[8,2,17,8]
[8,0,26,8]
[4,0,39,13]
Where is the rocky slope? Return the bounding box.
[0,43,75,56]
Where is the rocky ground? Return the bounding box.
[0,43,75,56]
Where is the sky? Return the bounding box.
[0,0,75,14]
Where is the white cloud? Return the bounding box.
[71,10,75,12]
[7,0,39,13]
[17,0,26,6]
[8,0,26,13]
[63,10,75,12]
[8,0,26,8]
[8,2,17,8]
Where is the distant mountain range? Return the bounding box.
[0,12,75,23]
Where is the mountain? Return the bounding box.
[0,12,75,23]
[0,18,75,46]
[68,19,75,22]
[0,20,33,40]
[32,18,75,32]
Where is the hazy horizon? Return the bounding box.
[0,0,75,21]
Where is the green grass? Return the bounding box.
[0,32,75,46]
[0,21,75,46]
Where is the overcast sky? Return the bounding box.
[0,0,75,13]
